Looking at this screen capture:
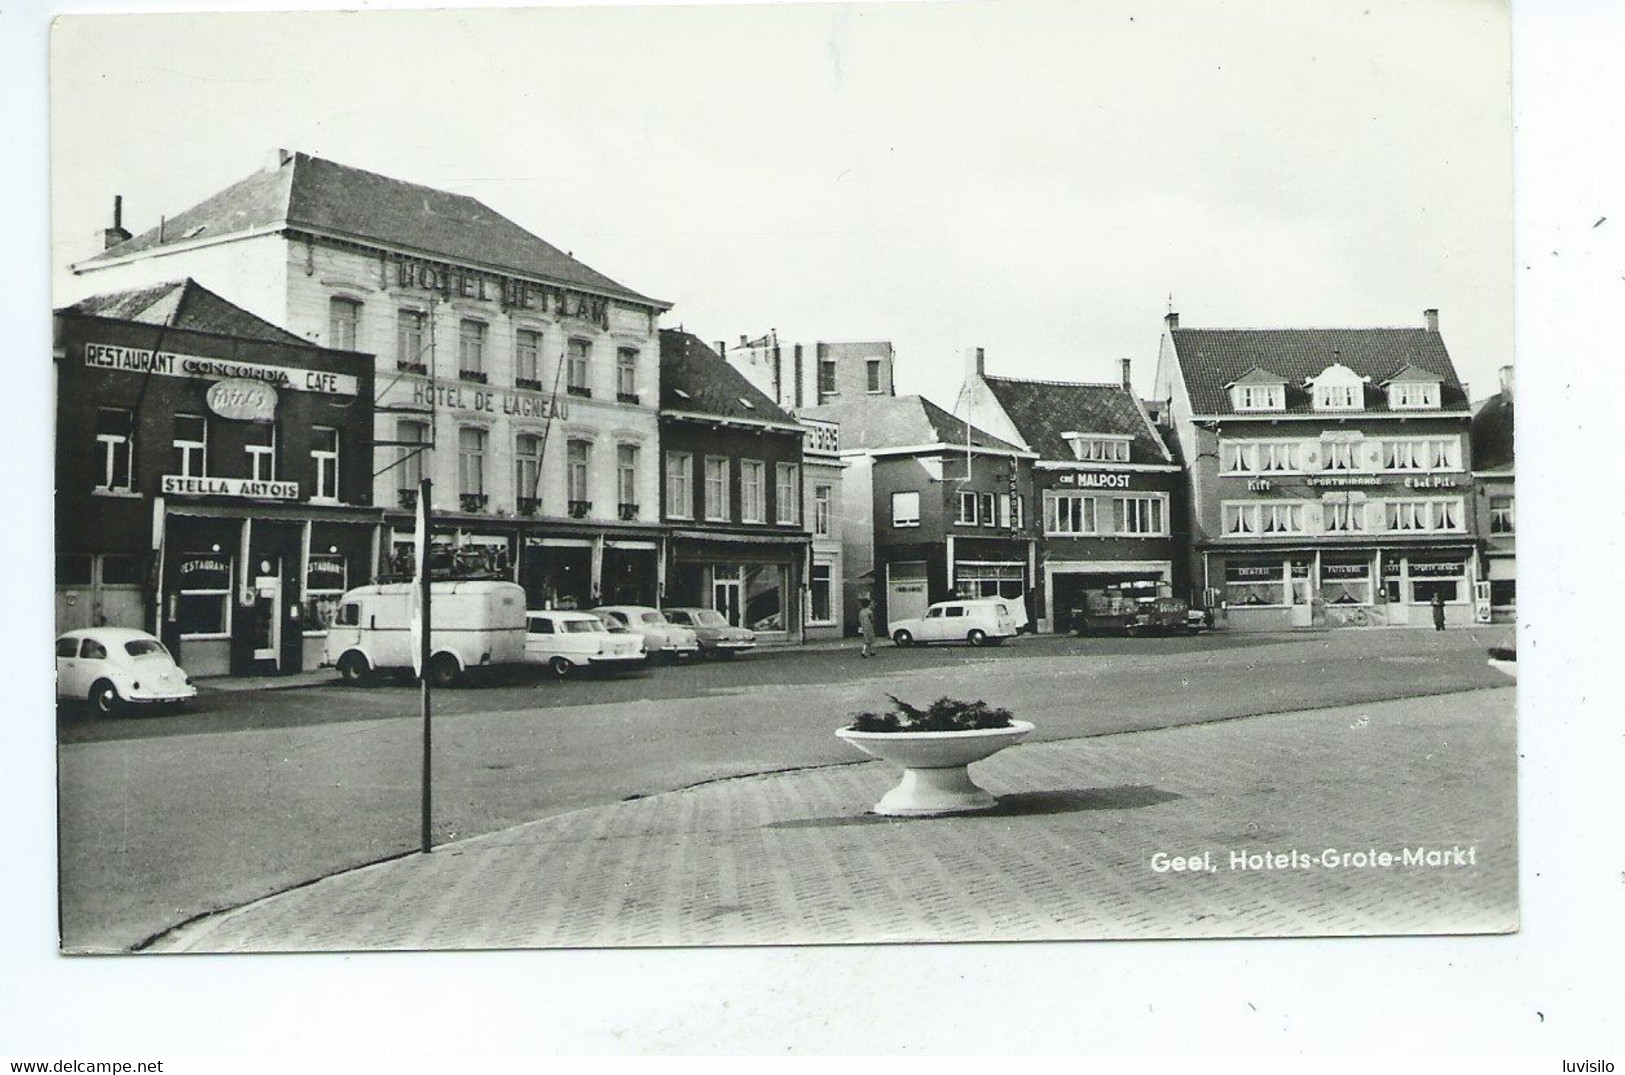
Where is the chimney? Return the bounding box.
[740,335,749,348]
[964,347,985,377]
[1119,357,1133,391]
[1424,308,1439,333]
[1498,365,1514,401]
[1164,311,1179,331]
[713,340,727,358]
[103,195,131,250]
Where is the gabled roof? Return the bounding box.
[802,395,1022,454]
[659,330,800,427]
[1224,366,1290,387]
[1169,326,1470,415]
[58,278,312,346]
[1381,363,1445,384]
[1472,391,1515,471]
[86,151,664,308]
[979,376,1172,463]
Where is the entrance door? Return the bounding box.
[886,561,930,631]
[713,570,743,627]
[252,567,282,666]
[1385,578,1410,625]
[1290,580,1313,627]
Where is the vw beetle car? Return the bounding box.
[661,607,757,658]
[524,610,646,677]
[888,598,1018,648]
[590,605,700,661]
[55,627,197,714]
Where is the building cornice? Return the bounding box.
[1034,460,1182,473]
[661,408,806,434]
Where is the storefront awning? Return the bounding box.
[162,501,386,524]
[668,529,811,546]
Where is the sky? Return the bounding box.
[49,0,1513,408]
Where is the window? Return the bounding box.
[396,309,427,371]
[891,491,920,527]
[1225,560,1287,607]
[1390,382,1440,410]
[704,457,730,521]
[56,637,78,659]
[1114,496,1166,535]
[1323,498,1365,532]
[979,492,997,527]
[303,554,347,634]
[173,414,207,477]
[1385,499,1464,533]
[458,320,486,381]
[396,420,428,503]
[515,434,542,513]
[1224,502,1304,535]
[1045,493,1099,535]
[1380,438,1458,472]
[1225,441,1302,473]
[957,491,978,525]
[616,349,638,401]
[818,358,837,396]
[1315,384,1361,410]
[329,297,360,350]
[515,329,542,387]
[741,460,766,523]
[776,463,799,524]
[1490,496,1515,534]
[567,440,591,509]
[458,428,487,506]
[997,494,1012,528]
[94,407,134,492]
[809,562,833,624]
[945,606,966,618]
[566,339,591,396]
[813,485,833,536]
[1233,383,1284,411]
[866,358,882,394]
[311,427,339,501]
[177,554,232,638]
[617,444,639,512]
[1011,494,1024,529]
[665,451,693,518]
[245,423,276,481]
[1322,439,1358,471]
[1067,435,1132,463]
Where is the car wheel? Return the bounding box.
[892,629,913,647]
[426,653,460,689]
[967,629,988,647]
[549,656,573,678]
[337,651,372,685]
[89,680,124,716]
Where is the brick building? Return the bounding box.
[1472,365,1515,621]
[722,332,896,410]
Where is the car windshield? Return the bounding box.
[640,611,668,625]
[565,620,604,634]
[690,610,728,627]
[124,639,170,659]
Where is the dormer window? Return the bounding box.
[1227,371,1287,413]
[1061,433,1132,463]
[1307,363,1366,412]
[1388,381,1440,410]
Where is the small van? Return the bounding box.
[323,580,527,687]
[888,598,1019,648]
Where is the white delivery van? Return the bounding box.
[323,580,527,687]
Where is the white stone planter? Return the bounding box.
[835,720,1035,816]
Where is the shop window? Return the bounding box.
[396,420,428,507]
[329,297,360,351]
[173,415,207,477]
[775,463,799,525]
[566,339,592,397]
[458,320,487,382]
[741,460,766,523]
[459,428,488,510]
[956,492,978,526]
[567,440,591,514]
[177,554,232,639]
[891,491,920,528]
[704,457,730,521]
[94,407,135,492]
[665,451,693,519]
[809,562,834,625]
[246,423,276,482]
[813,485,833,537]
[515,329,542,388]
[1045,493,1098,535]
[1410,579,1461,604]
[515,434,541,515]
[396,309,427,373]
[866,358,882,394]
[1489,579,1516,607]
[311,427,340,501]
[616,348,639,402]
[1114,496,1167,536]
[1320,561,1373,605]
[303,554,347,634]
[745,563,785,632]
[617,445,639,518]
[979,493,997,528]
[1224,561,1286,607]
[1490,496,1515,534]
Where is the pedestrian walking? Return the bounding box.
[1431,590,1446,631]
[858,597,876,658]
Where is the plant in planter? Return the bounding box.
[835,695,1034,816]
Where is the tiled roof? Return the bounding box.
[660,330,800,427]
[59,279,312,346]
[980,375,1172,463]
[801,395,1022,453]
[89,151,662,307]
[1472,391,1514,471]
[1169,327,1470,415]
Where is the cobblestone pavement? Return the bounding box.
[149,685,1517,951]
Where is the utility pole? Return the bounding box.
[417,477,434,853]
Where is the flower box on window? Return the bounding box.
[396,360,428,375]
[567,385,592,398]
[617,502,639,521]
[460,493,489,513]
[617,392,640,405]
[515,377,543,391]
[459,370,488,384]
[517,497,540,517]
[397,488,419,511]
[568,499,591,519]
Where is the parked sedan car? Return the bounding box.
[662,608,757,658]
[888,599,1019,648]
[591,605,701,660]
[55,627,197,714]
[524,610,646,677]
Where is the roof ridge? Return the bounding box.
[984,374,1128,390]
[1172,325,1432,333]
